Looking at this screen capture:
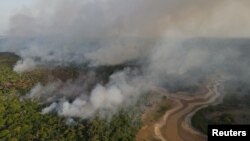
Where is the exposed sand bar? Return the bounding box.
[154,79,223,141]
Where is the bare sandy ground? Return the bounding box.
[154,79,223,141]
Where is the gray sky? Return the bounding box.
[0,0,37,35]
[1,0,250,37]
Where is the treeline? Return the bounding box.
[192,79,250,134]
[0,53,141,141]
[0,93,141,141]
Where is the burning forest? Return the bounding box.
[1,0,250,141]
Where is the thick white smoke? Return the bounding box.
[4,0,250,72]
[2,0,250,118]
[28,69,148,118]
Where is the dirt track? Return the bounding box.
[154,80,223,141]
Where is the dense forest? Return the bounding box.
[0,53,141,141]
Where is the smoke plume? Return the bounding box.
[3,0,250,71]
[27,69,147,118]
[1,0,250,118]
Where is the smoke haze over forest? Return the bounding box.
[1,0,250,118]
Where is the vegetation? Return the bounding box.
[192,79,250,134]
[0,52,141,141]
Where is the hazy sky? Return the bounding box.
[1,0,250,37]
[0,0,38,35]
